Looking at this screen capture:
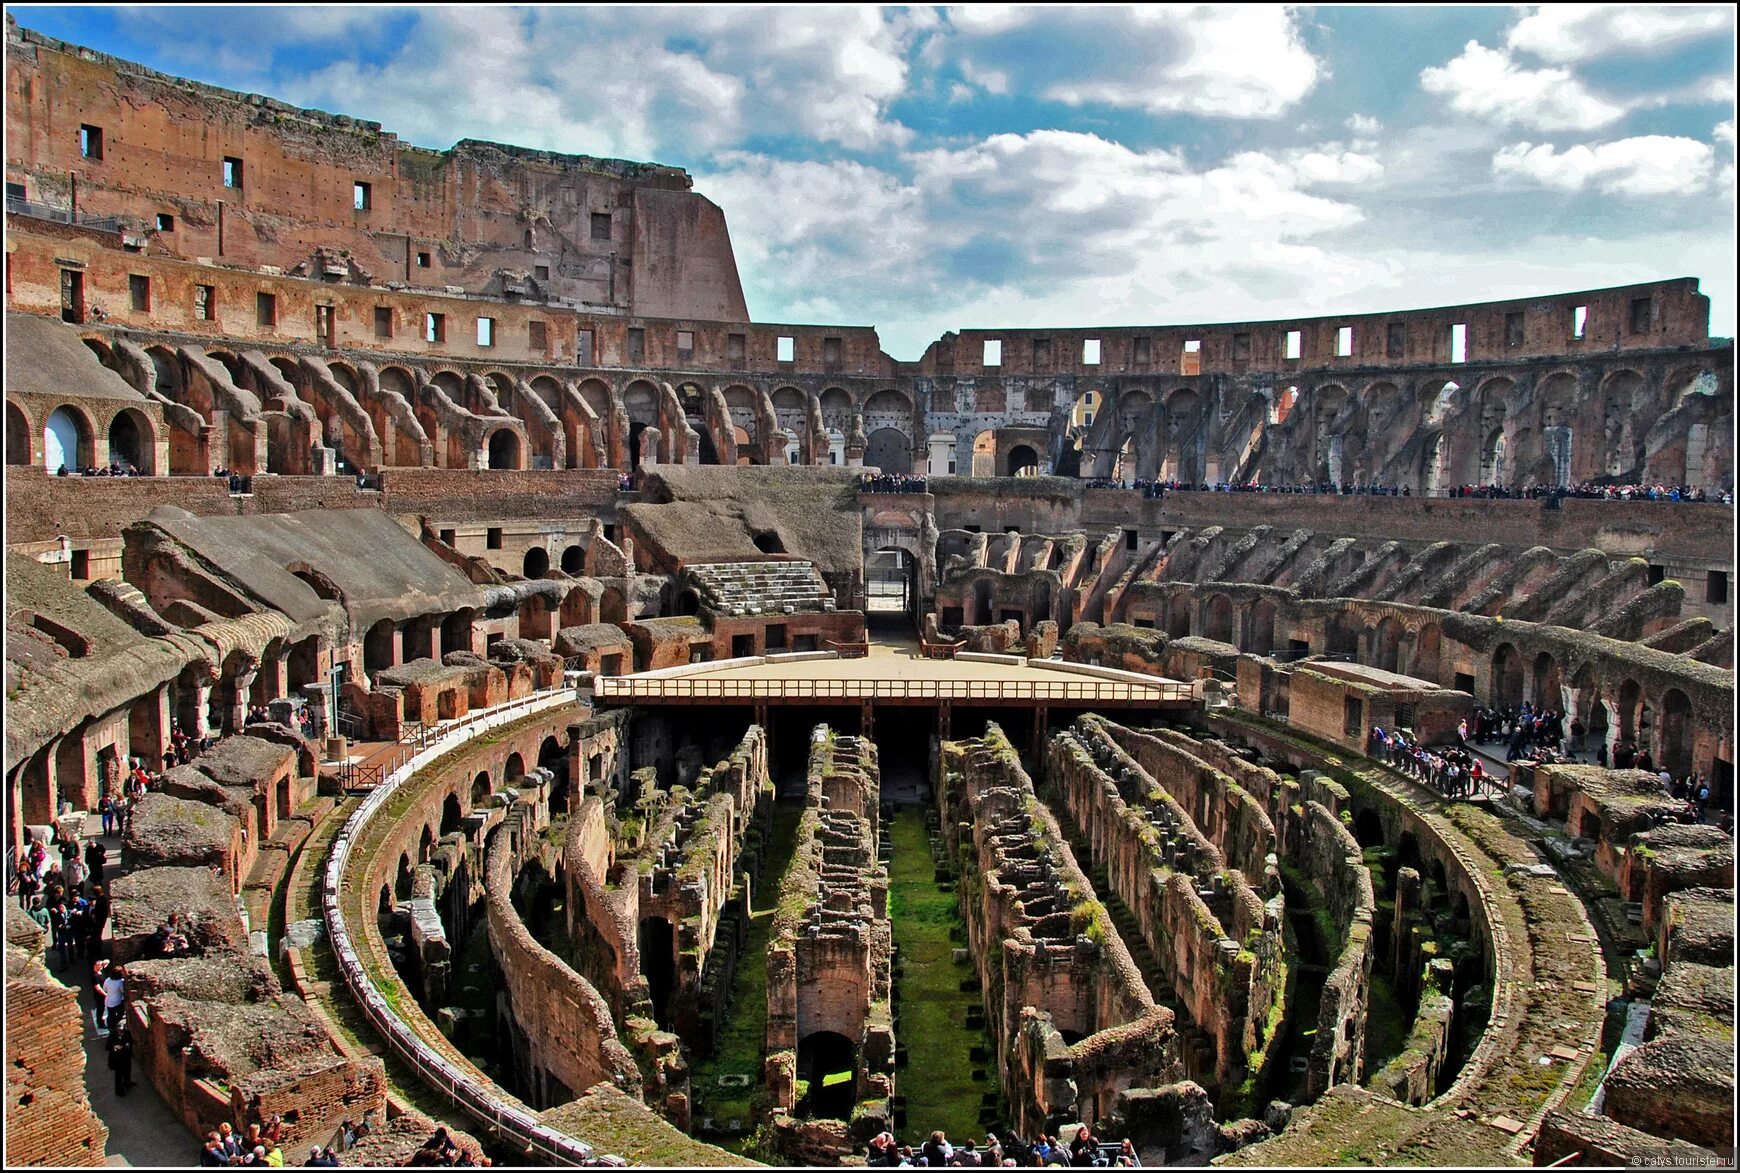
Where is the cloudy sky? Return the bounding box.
[17,5,1736,359]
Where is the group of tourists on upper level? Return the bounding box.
[1451,481,1725,503]
[55,461,145,477]
[861,472,928,494]
[1071,476,1730,503]
[865,1127,1137,1167]
[1371,727,1490,799]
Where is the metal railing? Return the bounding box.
[321,685,605,1165]
[593,674,1193,704]
[6,195,123,233]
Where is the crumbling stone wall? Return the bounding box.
[4,907,108,1167]
[942,724,1178,1136]
[764,727,892,1158]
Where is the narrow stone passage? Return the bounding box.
[688,797,806,1151]
[887,805,997,1144]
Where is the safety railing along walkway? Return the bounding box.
[593,674,1195,704]
[320,684,607,1165]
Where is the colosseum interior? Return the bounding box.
[3,16,1735,1171]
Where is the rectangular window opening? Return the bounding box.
[1033,338,1053,366]
[374,306,393,339]
[1343,696,1364,739]
[486,527,503,550]
[578,329,594,367]
[529,320,547,351]
[1386,323,1406,360]
[416,251,431,268]
[71,550,90,580]
[534,264,550,281]
[823,336,842,369]
[1284,329,1302,360]
[439,529,457,547]
[353,181,371,211]
[155,213,174,231]
[1630,297,1652,335]
[425,312,445,344]
[223,157,243,188]
[983,339,1002,367]
[1708,570,1729,604]
[1132,336,1151,364]
[194,284,214,320]
[477,317,495,348]
[590,212,611,241]
[1083,338,1101,365]
[1450,322,1468,364]
[1505,311,1524,347]
[316,303,335,347]
[80,125,103,160]
[1572,305,1588,340]
[1233,333,1252,361]
[1647,564,1666,586]
[1335,326,1353,358]
[627,327,645,362]
[777,335,795,363]
[128,274,150,313]
[256,291,277,328]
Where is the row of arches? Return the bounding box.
[8,399,161,474]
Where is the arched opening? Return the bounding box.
[379,885,394,915]
[1006,444,1040,478]
[971,579,994,627]
[419,823,435,863]
[504,753,525,783]
[867,548,914,616]
[1617,679,1642,744]
[472,771,492,807]
[363,620,396,676]
[441,793,462,835]
[108,407,154,474]
[1248,599,1277,655]
[1374,618,1403,674]
[1354,809,1384,849]
[674,588,701,617]
[1532,653,1562,711]
[5,400,30,465]
[865,428,911,474]
[638,916,677,1029]
[441,609,474,656]
[539,736,568,812]
[1203,595,1234,643]
[1659,689,1694,778]
[43,405,93,472]
[522,547,550,578]
[396,852,414,899]
[487,429,521,470]
[1571,665,1609,757]
[970,429,997,477]
[560,544,585,575]
[1166,595,1192,639]
[796,1031,859,1121]
[1491,644,1524,706]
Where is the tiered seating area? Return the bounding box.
[686,561,836,617]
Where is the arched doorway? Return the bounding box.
[796,1031,859,1121]
[1248,599,1277,655]
[43,405,92,472]
[472,771,492,807]
[441,793,462,835]
[363,620,396,676]
[1491,644,1524,706]
[1203,595,1234,643]
[1532,653,1562,711]
[1007,444,1040,477]
[523,547,550,578]
[639,917,677,1029]
[108,408,154,474]
[5,400,29,465]
[866,548,914,616]
[865,428,911,473]
[1659,689,1693,777]
[487,429,521,469]
[1374,618,1403,673]
[560,544,585,574]
[1166,595,1192,639]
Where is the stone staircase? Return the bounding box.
[686,560,836,617]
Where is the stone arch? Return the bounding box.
[1248,598,1278,655]
[419,823,435,863]
[561,544,584,574]
[523,547,550,578]
[638,916,677,1029]
[108,406,158,474]
[1411,622,1441,680]
[441,792,462,835]
[7,398,33,465]
[1616,678,1643,745]
[1311,384,1350,483]
[505,752,526,782]
[1373,617,1404,673]
[1571,663,1608,754]
[1659,688,1693,777]
[1166,594,1192,639]
[796,1030,859,1120]
[486,427,522,470]
[43,403,96,472]
[1491,643,1524,706]
[1006,443,1040,478]
[866,428,911,473]
[1532,651,1562,711]
[1354,809,1384,849]
[396,852,414,898]
[472,770,492,807]
[363,619,396,676]
[1203,594,1235,643]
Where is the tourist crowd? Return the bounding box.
[197,1114,299,1166]
[55,461,147,477]
[864,1128,1137,1167]
[861,472,928,493]
[1369,728,1489,799]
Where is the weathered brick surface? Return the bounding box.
[4,908,108,1167]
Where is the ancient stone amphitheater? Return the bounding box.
[4,19,1735,1170]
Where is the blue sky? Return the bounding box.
[14,5,1735,359]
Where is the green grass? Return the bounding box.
[1360,971,1412,1080]
[888,808,996,1145]
[689,800,806,1149]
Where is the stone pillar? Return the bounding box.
[189,679,215,741]
[1392,866,1420,984]
[129,683,172,768]
[259,654,288,707]
[229,669,257,733]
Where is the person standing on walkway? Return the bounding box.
[107,1022,135,1096]
[101,962,127,1033]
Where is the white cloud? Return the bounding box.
[1717,121,1736,148]
[945,6,1320,119]
[279,7,916,161]
[1492,136,1717,196]
[1506,6,1735,64]
[1420,42,1627,131]
[1345,114,1382,136]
